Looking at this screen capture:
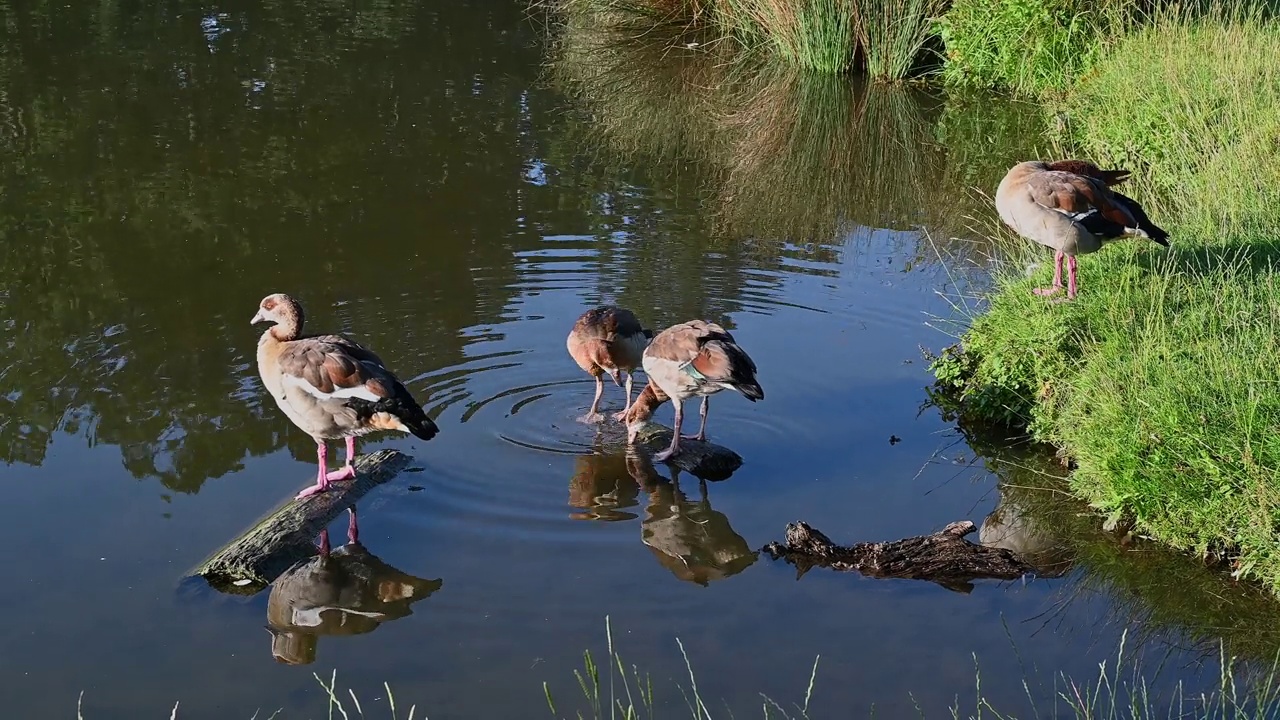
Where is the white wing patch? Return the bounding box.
[282,374,381,402]
[291,605,386,627]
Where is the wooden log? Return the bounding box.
[627,421,743,481]
[761,520,1036,593]
[190,449,411,595]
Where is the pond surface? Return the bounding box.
[2,2,1278,718]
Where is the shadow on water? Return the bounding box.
[952,414,1280,669]
[568,444,755,586]
[265,509,444,666]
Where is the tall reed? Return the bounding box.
[856,0,946,80]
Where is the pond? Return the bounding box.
[2,1,1279,718]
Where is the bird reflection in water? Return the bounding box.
[979,488,1073,580]
[568,442,757,585]
[266,506,444,665]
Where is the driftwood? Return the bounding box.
[762,520,1036,593]
[190,449,411,595]
[627,421,743,481]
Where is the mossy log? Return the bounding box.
[627,421,743,481]
[761,520,1036,593]
[190,449,411,595]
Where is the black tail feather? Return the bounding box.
[1071,208,1130,239]
[345,395,440,442]
[1112,192,1170,246]
[736,381,764,402]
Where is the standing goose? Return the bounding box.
[995,160,1169,299]
[252,293,439,499]
[624,320,763,462]
[566,306,654,423]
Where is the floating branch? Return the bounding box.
[762,520,1036,593]
[189,449,411,594]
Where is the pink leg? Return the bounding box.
[324,436,356,482]
[653,399,683,463]
[611,372,635,422]
[296,440,332,499]
[1067,256,1079,299]
[579,376,606,424]
[347,505,359,544]
[317,528,332,556]
[683,397,708,441]
[1033,251,1065,297]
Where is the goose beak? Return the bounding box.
[251,310,266,325]
[609,370,623,387]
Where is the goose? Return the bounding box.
[566,306,654,423]
[624,320,762,462]
[252,293,439,498]
[995,160,1169,299]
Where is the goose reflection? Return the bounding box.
[266,507,444,665]
[980,488,1073,579]
[569,444,756,584]
[568,445,642,521]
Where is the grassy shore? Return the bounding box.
[931,6,1280,595]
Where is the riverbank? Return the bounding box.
[931,6,1280,594]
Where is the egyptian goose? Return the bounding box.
[995,160,1169,299]
[566,306,654,423]
[624,320,763,462]
[252,293,439,499]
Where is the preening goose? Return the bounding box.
[624,320,763,462]
[566,306,654,423]
[995,160,1169,299]
[252,293,439,498]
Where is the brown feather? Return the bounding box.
[1027,171,1138,228]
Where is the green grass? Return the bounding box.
[931,6,1280,595]
[933,0,1143,95]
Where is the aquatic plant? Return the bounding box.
[931,5,1280,596]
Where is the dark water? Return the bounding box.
[2,2,1278,718]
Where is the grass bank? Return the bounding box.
[931,7,1280,594]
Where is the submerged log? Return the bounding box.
[627,421,743,481]
[761,520,1036,593]
[190,449,411,595]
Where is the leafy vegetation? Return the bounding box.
[932,6,1280,595]
[933,0,1142,95]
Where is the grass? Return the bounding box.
[933,0,1146,96]
[930,5,1280,596]
[536,0,943,78]
[72,620,1280,718]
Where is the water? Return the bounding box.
[2,2,1278,718]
